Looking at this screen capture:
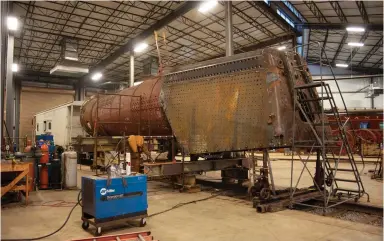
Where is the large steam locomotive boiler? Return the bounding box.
[80,49,318,155]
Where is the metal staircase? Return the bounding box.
[289,45,369,211]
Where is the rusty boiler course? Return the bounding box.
[80,49,319,154]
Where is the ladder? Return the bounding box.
[294,80,367,205]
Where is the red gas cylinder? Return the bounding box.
[40,143,49,189]
[24,140,34,191]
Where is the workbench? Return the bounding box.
[1,162,30,205]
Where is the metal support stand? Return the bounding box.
[265,150,276,196]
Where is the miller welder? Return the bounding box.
[81,174,148,236]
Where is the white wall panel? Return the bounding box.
[312,75,383,109]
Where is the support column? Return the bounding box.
[0,2,5,139]
[370,78,375,109]
[75,79,85,101]
[14,79,20,142]
[5,34,15,140]
[296,35,303,56]
[292,35,297,49]
[225,1,233,57]
[302,29,309,59]
[130,53,134,87]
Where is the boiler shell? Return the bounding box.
[80,76,171,136]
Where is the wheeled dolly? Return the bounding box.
[81,214,147,236]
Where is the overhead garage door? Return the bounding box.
[20,87,74,144]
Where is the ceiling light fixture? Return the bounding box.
[7,16,18,31]
[64,56,79,61]
[12,63,18,72]
[91,72,102,81]
[133,43,148,53]
[198,0,218,13]
[335,63,349,68]
[348,42,364,47]
[277,46,286,51]
[346,27,365,32]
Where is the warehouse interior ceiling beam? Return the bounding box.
[296,23,382,31]
[358,37,383,67]
[307,57,383,75]
[303,1,327,23]
[86,1,200,79]
[331,33,348,65]
[271,1,306,24]
[356,1,370,24]
[329,1,348,23]
[346,31,370,63]
[228,2,277,39]
[202,33,296,61]
[9,0,382,82]
[249,1,299,35]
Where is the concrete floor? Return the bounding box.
[1,161,383,241]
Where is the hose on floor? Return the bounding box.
[3,189,222,240]
[2,191,82,241]
[148,190,224,218]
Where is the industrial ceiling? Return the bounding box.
[11,1,383,88]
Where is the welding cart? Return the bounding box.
[81,175,148,236]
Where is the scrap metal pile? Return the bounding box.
[80,49,319,155]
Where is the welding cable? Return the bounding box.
[148,191,225,218]
[4,190,223,240]
[2,190,82,241]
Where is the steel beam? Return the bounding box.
[329,1,348,23]
[303,1,327,23]
[356,1,369,24]
[272,1,306,24]
[225,1,233,57]
[370,78,374,108]
[14,80,20,141]
[0,1,5,141]
[296,23,381,31]
[331,32,348,64]
[306,29,311,58]
[249,1,297,35]
[307,57,383,74]
[202,7,259,44]
[75,80,85,101]
[130,53,134,87]
[87,1,200,77]
[5,35,15,140]
[202,34,295,61]
[322,29,329,57]
[372,58,383,68]
[144,158,245,176]
[230,2,276,39]
[346,31,370,63]
[357,37,383,67]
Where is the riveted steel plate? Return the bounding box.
[161,50,315,154]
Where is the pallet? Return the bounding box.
[0,163,30,205]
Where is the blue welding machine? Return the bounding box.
[81,175,148,236]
